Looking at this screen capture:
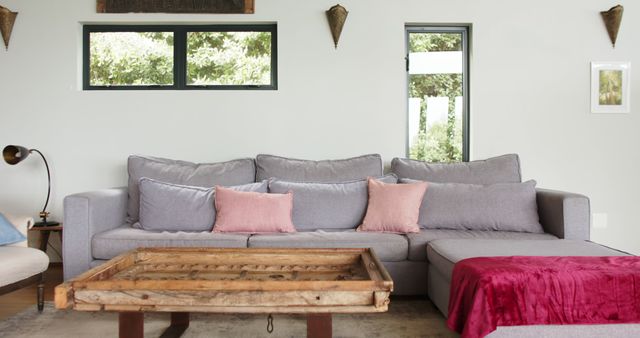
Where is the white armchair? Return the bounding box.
[0,214,49,312]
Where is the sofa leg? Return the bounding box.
[37,274,45,313]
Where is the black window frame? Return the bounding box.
[83,24,278,90]
[405,25,471,162]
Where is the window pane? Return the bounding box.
[89,32,174,86]
[408,31,465,162]
[187,31,272,86]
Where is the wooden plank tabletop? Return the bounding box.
[56,247,393,314]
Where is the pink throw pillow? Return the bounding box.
[213,186,296,234]
[357,178,428,234]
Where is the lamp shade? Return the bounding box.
[2,144,59,227]
[3,145,30,165]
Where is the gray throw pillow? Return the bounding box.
[127,155,256,223]
[401,178,543,233]
[268,175,397,231]
[137,178,268,232]
[256,154,383,182]
[391,154,521,185]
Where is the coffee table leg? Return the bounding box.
[307,314,332,338]
[160,312,190,338]
[119,312,143,338]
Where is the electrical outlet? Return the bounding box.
[592,213,608,229]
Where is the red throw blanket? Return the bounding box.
[447,256,640,338]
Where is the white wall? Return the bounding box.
[1,0,638,256]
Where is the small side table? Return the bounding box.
[29,224,63,255]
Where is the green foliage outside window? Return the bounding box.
[89,30,272,87]
[409,33,464,163]
[89,32,174,86]
[187,32,271,85]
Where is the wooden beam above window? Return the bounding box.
[96,0,255,14]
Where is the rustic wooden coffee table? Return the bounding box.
[55,248,393,338]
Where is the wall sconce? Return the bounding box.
[0,5,18,50]
[601,5,623,48]
[3,145,59,227]
[326,4,348,49]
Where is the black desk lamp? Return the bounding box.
[3,145,59,227]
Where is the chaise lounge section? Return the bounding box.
[429,239,639,337]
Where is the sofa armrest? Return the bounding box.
[63,187,127,280]
[536,188,590,240]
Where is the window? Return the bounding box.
[406,26,469,162]
[83,24,277,90]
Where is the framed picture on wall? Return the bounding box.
[591,62,631,114]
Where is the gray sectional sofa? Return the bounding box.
[63,153,637,336]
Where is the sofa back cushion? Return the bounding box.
[127,155,256,223]
[256,154,383,182]
[138,178,268,232]
[401,178,543,233]
[268,175,397,231]
[391,154,521,185]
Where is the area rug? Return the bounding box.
[0,298,455,338]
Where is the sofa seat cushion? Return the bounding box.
[0,247,49,286]
[427,239,628,282]
[248,230,409,262]
[92,226,249,260]
[407,230,557,261]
